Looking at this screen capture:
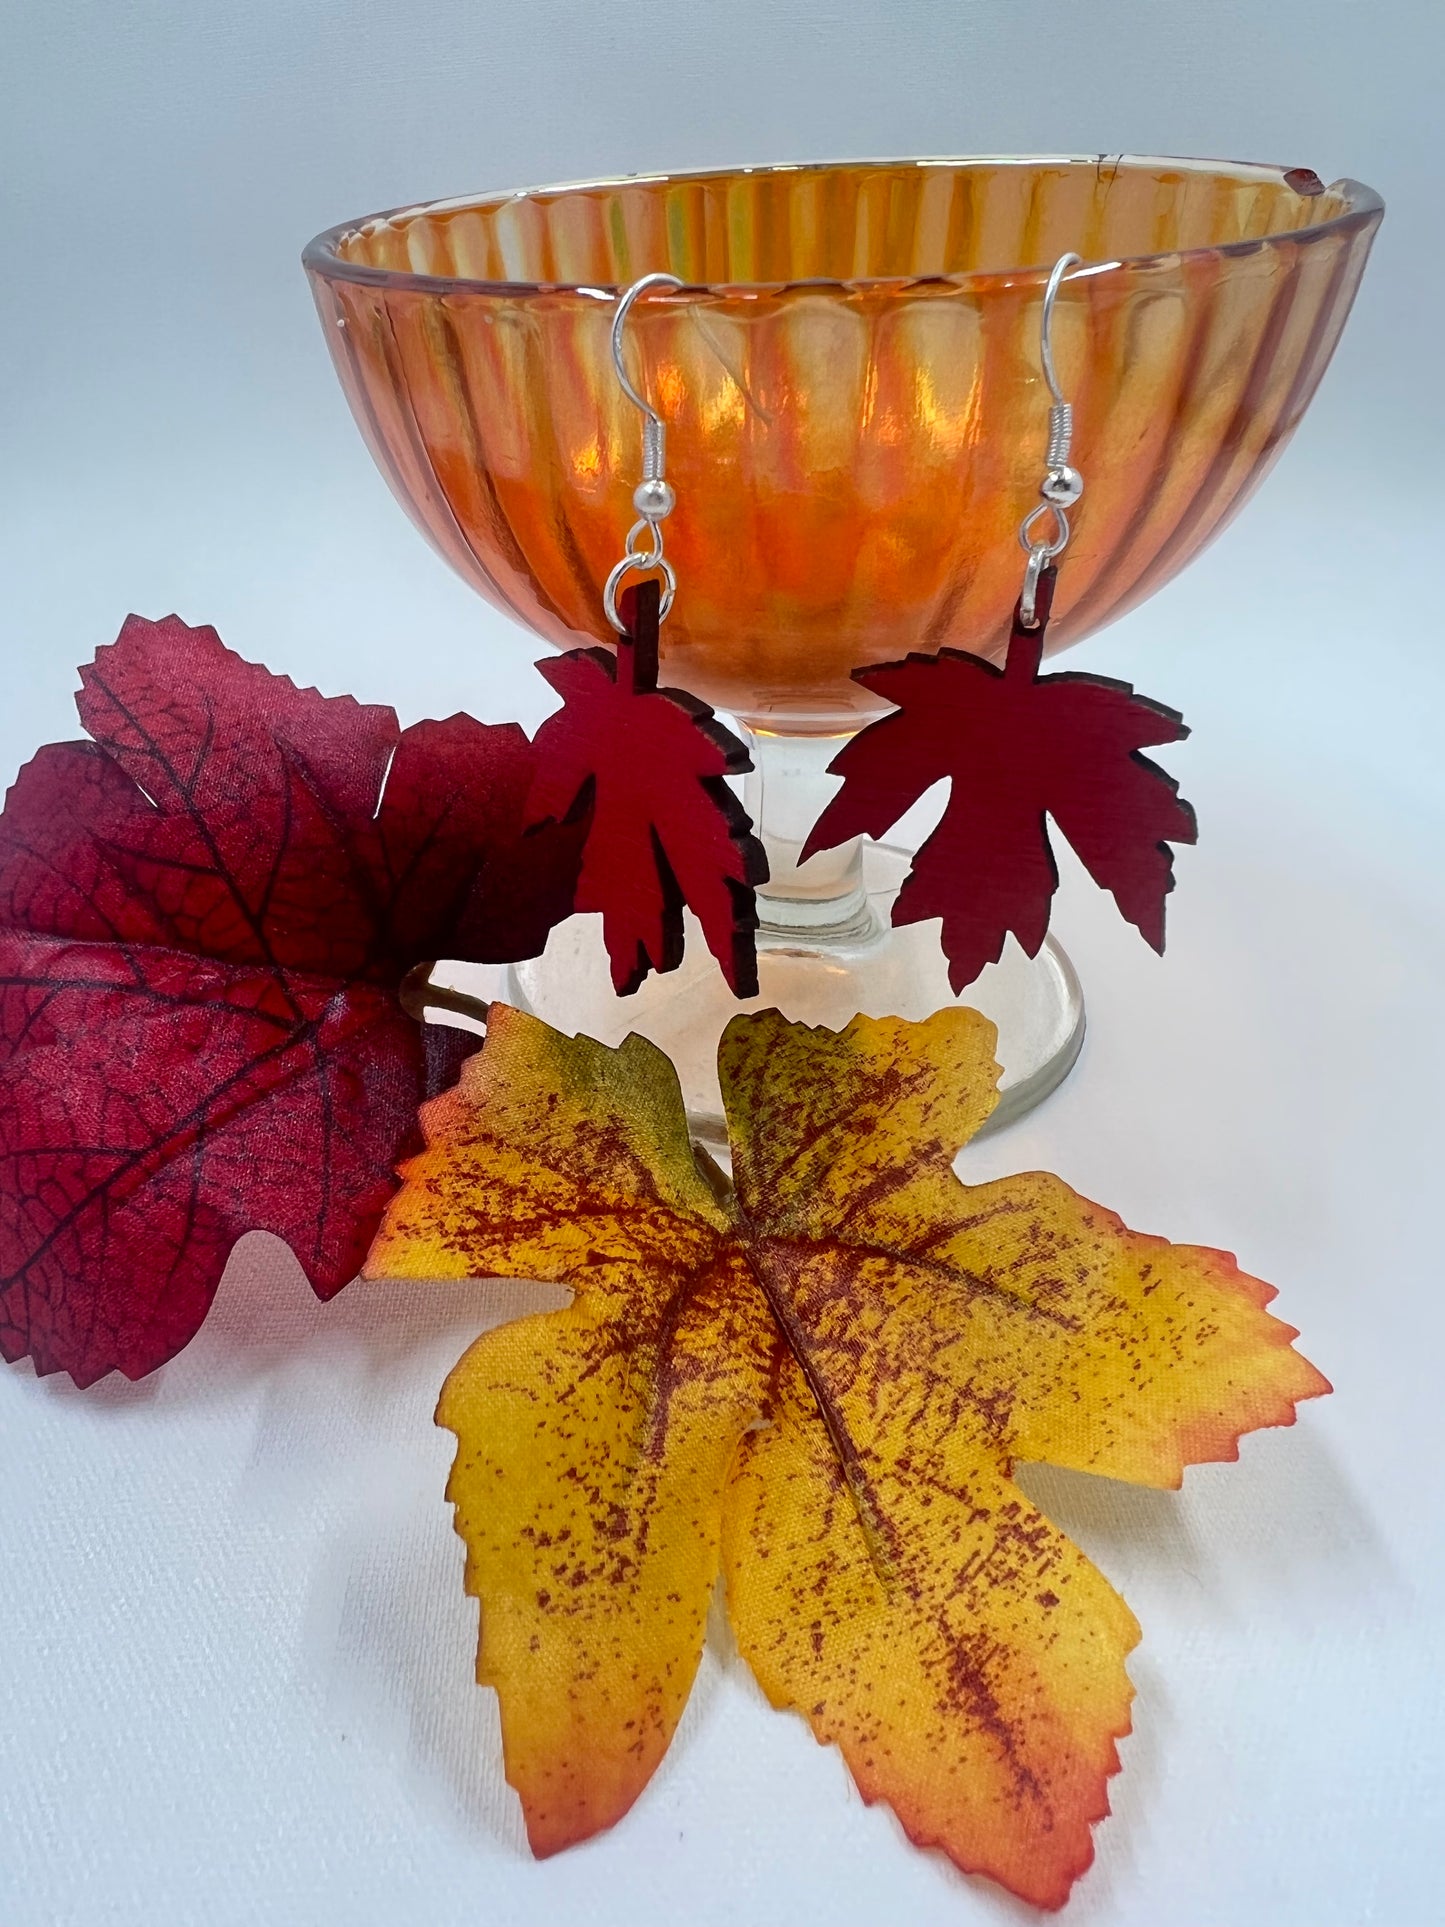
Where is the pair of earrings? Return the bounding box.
[528,256,1196,1001]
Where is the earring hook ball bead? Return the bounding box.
[633,477,676,519]
[1040,466,1084,508]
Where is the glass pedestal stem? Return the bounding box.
[743,728,875,943]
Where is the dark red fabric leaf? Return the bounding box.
[0,615,582,1384]
[803,570,1197,994]
[525,579,767,997]
[0,934,414,1381]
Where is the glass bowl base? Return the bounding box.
[507,844,1084,1148]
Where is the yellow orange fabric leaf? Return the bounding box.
[365,1002,1327,1908]
[373,1007,773,1850]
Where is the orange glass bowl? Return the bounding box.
[305,156,1381,733]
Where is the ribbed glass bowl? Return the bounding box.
[305,155,1381,732]
[305,156,1381,1138]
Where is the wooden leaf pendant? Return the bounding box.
[526,578,767,997]
[803,568,1197,992]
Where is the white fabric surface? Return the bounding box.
[3,2,1444,1922]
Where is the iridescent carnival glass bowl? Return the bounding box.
[305,157,1381,1130]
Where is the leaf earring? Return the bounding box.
[523,274,767,998]
[803,253,1198,994]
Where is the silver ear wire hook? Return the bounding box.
[1018,251,1084,628]
[1038,251,1078,413]
[604,271,683,633]
[610,271,681,470]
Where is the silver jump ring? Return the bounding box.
[604,552,677,633]
[1020,546,1050,629]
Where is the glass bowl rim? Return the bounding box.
[302,152,1384,301]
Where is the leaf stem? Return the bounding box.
[398,962,491,1028]
[691,1140,735,1209]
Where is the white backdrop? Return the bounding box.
[3,4,1444,1924]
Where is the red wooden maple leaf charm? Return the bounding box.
[0,615,582,1385]
[803,569,1197,993]
[526,578,767,997]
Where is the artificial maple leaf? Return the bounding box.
[802,568,1198,992]
[364,1001,1326,1909]
[0,614,582,1385]
[525,577,767,997]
